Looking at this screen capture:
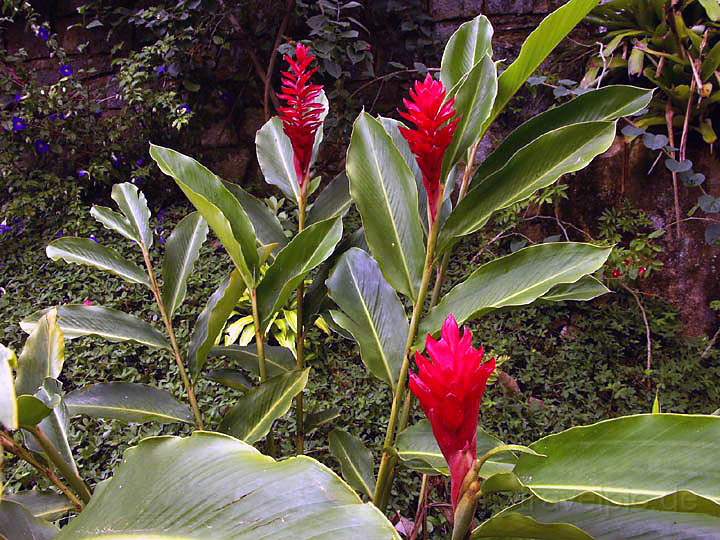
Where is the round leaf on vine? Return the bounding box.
[642,132,668,150]
[699,194,720,214]
[664,158,693,173]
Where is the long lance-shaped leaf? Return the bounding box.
[256,116,302,203]
[346,112,425,301]
[209,344,295,378]
[161,212,209,317]
[472,491,720,540]
[475,85,653,183]
[46,237,150,288]
[150,144,259,287]
[90,205,138,244]
[188,270,245,376]
[219,368,310,444]
[487,0,598,125]
[21,305,169,350]
[17,395,52,428]
[6,491,74,521]
[326,248,408,387]
[111,182,154,250]
[257,217,343,328]
[65,382,193,424]
[440,14,494,92]
[515,413,720,505]
[0,344,18,430]
[222,180,288,249]
[307,172,352,225]
[0,500,58,540]
[15,309,64,397]
[328,429,376,499]
[395,419,515,478]
[541,276,610,303]
[57,432,399,539]
[420,243,612,340]
[439,122,616,250]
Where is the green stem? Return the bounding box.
[295,185,308,455]
[250,287,276,456]
[31,427,92,504]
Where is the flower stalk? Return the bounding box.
[31,426,92,504]
[294,179,309,454]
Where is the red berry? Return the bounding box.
[612,268,622,278]
[638,266,647,277]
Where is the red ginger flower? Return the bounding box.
[398,74,460,222]
[277,43,325,187]
[409,313,496,510]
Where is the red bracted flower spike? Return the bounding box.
[398,74,460,222]
[277,43,325,187]
[409,313,496,509]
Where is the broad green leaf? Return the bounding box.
[307,172,352,225]
[150,144,259,287]
[219,368,309,444]
[188,271,245,376]
[0,500,57,540]
[396,420,514,477]
[210,344,295,378]
[21,305,169,350]
[515,413,720,504]
[0,344,18,430]
[17,395,52,428]
[327,248,408,387]
[57,432,399,539]
[540,276,610,303]
[440,15,494,91]
[304,407,340,432]
[206,369,252,391]
[257,217,343,328]
[15,309,64,396]
[476,85,653,182]
[472,491,720,540]
[6,490,73,521]
[90,205,138,244]
[700,0,720,21]
[111,182,153,250]
[64,382,193,424]
[441,54,497,180]
[488,0,598,124]
[346,112,425,300]
[222,181,288,249]
[46,237,150,287]
[440,122,616,249]
[256,116,301,203]
[420,243,612,340]
[702,41,720,82]
[161,212,209,317]
[328,429,376,498]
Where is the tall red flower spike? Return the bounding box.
[409,313,496,509]
[398,74,460,222]
[277,43,325,187]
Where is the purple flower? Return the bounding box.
[0,223,12,235]
[34,140,50,154]
[177,103,191,115]
[12,116,28,131]
[110,153,123,169]
[77,169,89,178]
[37,26,50,41]
[155,65,167,75]
[48,112,60,122]
[159,234,167,245]
[55,230,64,238]
[89,234,99,243]
[59,64,73,77]
[135,157,146,168]
[14,93,24,103]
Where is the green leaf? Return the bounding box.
[257,217,343,328]
[346,112,425,300]
[420,243,612,339]
[515,413,720,504]
[327,248,408,387]
[17,395,52,428]
[476,85,653,182]
[0,500,57,540]
[5,490,73,521]
[222,181,288,249]
[328,428,376,498]
[46,237,150,287]
[111,182,153,250]
[15,309,64,396]
[206,369,252,391]
[256,116,302,203]
[150,144,259,287]
[540,276,610,303]
[440,14,494,91]
[161,212,209,317]
[699,0,720,21]
[57,432,399,539]
[210,344,296,378]
[64,382,193,424]
[90,205,139,244]
[307,172,353,225]
[440,122,616,249]
[188,270,245,376]
[396,420,514,477]
[219,368,310,444]
[21,305,169,350]
[0,344,18,430]
[472,491,720,540]
[304,407,340,432]
[488,0,598,124]
[441,54,497,179]
[701,41,720,82]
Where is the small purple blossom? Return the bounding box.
[0,223,12,235]
[37,26,50,41]
[77,169,90,178]
[159,234,167,245]
[12,116,28,131]
[89,234,99,243]
[48,112,60,122]
[110,153,123,169]
[34,140,50,154]
[14,93,24,103]
[59,64,74,77]
[157,208,168,224]
[155,65,167,75]
[55,229,64,238]
[135,157,146,168]
[177,103,191,115]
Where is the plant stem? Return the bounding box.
[0,431,84,510]
[665,101,682,238]
[295,187,308,455]
[250,287,277,456]
[31,427,92,504]
[142,249,204,429]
